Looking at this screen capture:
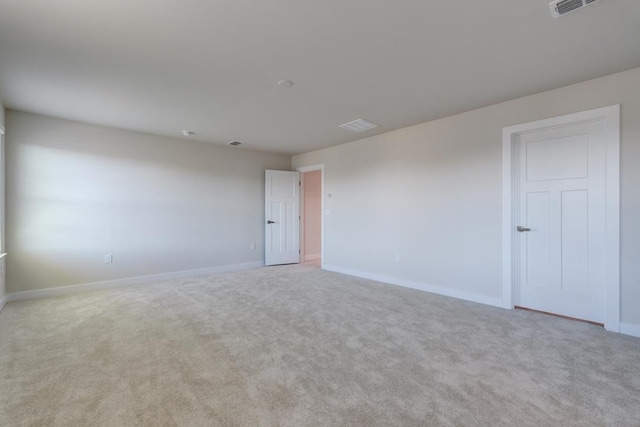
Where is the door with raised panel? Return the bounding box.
[516,120,607,323]
[265,170,300,266]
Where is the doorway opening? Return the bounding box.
[298,164,324,267]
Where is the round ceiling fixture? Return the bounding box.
[277,80,294,88]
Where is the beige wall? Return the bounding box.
[6,111,290,293]
[303,170,321,259]
[293,66,640,328]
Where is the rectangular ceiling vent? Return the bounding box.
[339,118,379,133]
[549,0,600,18]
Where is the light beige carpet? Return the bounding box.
[1,264,639,426]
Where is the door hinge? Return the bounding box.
[299,181,301,186]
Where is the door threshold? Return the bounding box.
[514,306,604,327]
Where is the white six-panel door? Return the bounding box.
[516,120,607,323]
[265,170,300,266]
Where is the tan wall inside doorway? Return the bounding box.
[303,170,321,261]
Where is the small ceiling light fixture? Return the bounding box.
[339,118,379,133]
[227,140,242,146]
[277,79,294,88]
[181,130,195,137]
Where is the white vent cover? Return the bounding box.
[549,0,600,18]
[339,118,379,133]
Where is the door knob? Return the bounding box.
[267,220,276,224]
[517,226,531,232]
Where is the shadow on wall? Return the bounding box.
[6,111,290,293]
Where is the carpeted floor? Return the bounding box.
[1,265,639,426]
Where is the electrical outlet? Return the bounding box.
[104,254,113,264]
[250,243,256,250]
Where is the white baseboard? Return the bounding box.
[620,322,640,338]
[322,264,504,308]
[304,254,321,262]
[6,261,264,302]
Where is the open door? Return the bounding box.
[265,170,300,266]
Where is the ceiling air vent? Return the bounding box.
[339,118,379,133]
[549,0,601,18]
[227,141,242,146]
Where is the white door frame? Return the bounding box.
[297,164,325,268]
[501,105,620,332]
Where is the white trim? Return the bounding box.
[323,264,504,308]
[296,164,325,268]
[604,106,621,333]
[298,172,306,265]
[620,323,640,339]
[6,261,264,302]
[502,105,621,331]
[0,254,5,312]
[0,125,5,255]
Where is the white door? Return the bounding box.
[265,170,300,266]
[515,120,607,323]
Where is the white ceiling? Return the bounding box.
[1,0,639,155]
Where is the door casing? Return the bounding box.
[502,105,620,332]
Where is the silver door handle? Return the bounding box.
[267,220,277,224]
[517,226,531,232]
